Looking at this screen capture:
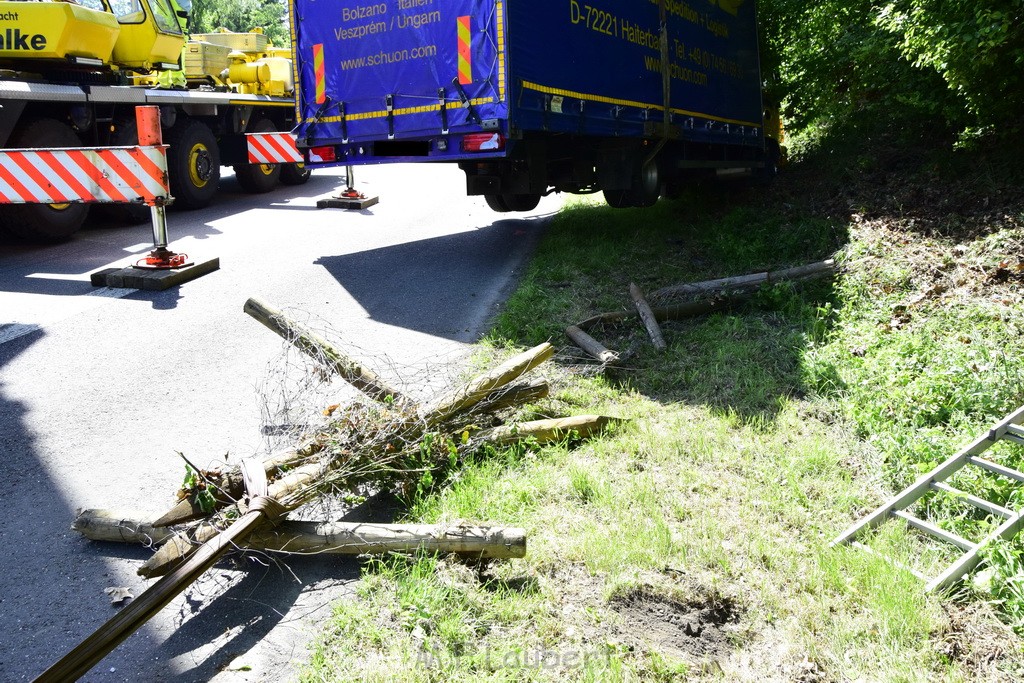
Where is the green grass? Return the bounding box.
[301,162,1024,680]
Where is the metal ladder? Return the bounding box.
[832,405,1024,592]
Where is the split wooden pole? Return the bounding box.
[421,342,554,423]
[648,259,835,301]
[74,510,527,559]
[629,282,666,350]
[153,445,317,527]
[472,415,624,446]
[37,497,286,683]
[244,297,409,406]
[565,325,619,363]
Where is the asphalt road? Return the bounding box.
[0,164,560,682]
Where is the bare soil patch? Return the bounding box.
[611,585,742,664]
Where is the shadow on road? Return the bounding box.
[0,173,341,300]
[0,331,163,680]
[316,212,552,341]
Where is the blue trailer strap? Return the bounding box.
[291,0,507,145]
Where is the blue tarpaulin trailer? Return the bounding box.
[289,0,772,210]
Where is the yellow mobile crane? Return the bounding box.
[0,0,306,241]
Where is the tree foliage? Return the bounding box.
[760,0,1024,138]
[876,1,1024,124]
[188,0,289,48]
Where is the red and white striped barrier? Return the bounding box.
[246,132,303,165]
[0,146,169,205]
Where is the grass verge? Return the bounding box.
[301,146,1024,681]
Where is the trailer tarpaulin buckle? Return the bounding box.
[339,102,348,143]
[386,95,395,140]
[438,88,449,134]
[451,77,482,125]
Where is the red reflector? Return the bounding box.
[461,132,505,152]
[309,145,336,162]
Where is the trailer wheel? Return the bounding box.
[167,119,220,209]
[758,138,781,183]
[484,193,540,212]
[484,194,511,212]
[603,160,659,209]
[0,118,89,242]
[234,119,282,193]
[280,161,311,186]
[630,161,660,207]
[602,189,633,209]
[502,193,542,211]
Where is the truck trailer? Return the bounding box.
[0,0,308,242]
[289,0,774,211]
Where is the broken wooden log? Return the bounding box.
[154,382,552,531]
[72,509,173,546]
[250,521,526,558]
[74,510,526,559]
[565,325,619,363]
[39,497,287,682]
[421,342,554,423]
[244,297,409,406]
[471,378,550,415]
[576,296,743,331]
[143,344,557,578]
[153,445,318,528]
[472,415,624,446]
[140,456,345,577]
[648,259,836,301]
[629,282,666,351]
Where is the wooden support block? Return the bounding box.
[91,258,220,291]
[316,196,379,210]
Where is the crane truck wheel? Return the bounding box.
[234,119,282,193]
[280,161,312,186]
[0,118,90,242]
[166,119,220,210]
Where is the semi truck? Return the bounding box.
[289,0,775,211]
[0,0,308,242]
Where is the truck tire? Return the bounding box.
[166,119,220,209]
[758,138,781,183]
[602,189,633,209]
[280,161,311,186]
[603,160,659,209]
[484,193,540,212]
[629,161,660,207]
[0,118,90,242]
[502,193,541,211]
[234,119,282,193]
[484,194,510,212]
